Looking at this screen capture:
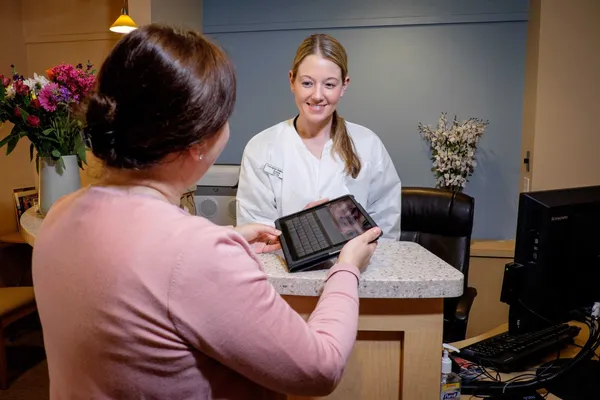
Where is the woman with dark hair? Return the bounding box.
[32,25,381,399]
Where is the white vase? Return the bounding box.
[38,155,82,216]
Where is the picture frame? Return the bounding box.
[12,186,38,231]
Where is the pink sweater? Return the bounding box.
[32,186,361,399]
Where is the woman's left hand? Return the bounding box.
[234,224,282,254]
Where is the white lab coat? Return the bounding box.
[236,119,402,240]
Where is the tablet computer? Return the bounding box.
[274,194,380,273]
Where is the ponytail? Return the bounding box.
[331,111,361,179]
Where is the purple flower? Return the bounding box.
[58,86,71,102]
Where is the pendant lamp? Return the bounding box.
[110,0,138,34]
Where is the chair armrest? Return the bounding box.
[455,286,477,321]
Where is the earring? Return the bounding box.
[198,154,204,160]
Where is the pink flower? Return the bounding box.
[0,75,10,87]
[14,107,21,118]
[31,98,40,109]
[47,63,95,104]
[26,115,40,127]
[38,83,60,112]
[13,80,30,96]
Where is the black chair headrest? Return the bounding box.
[401,187,474,238]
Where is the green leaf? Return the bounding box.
[38,135,60,144]
[76,140,87,166]
[19,107,30,123]
[0,133,13,149]
[29,143,34,162]
[51,149,61,158]
[0,86,4,102]
[0,125,22,151]
[57,156,65,175]
[42,128,54,136]
[7,136,19,155]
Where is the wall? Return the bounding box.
[151,0,202,31]
[0,0,35,235]
[518,0,540,193]
[522,0,600,191]
[130,0,203,30]
[204,0,529,240]
[22,0,121,77]
[129,0,152,26]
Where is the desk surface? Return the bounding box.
[454,322,599,400]
[258,240,464,298]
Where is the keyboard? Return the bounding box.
[285,214,331,257]
[458,323,581,372]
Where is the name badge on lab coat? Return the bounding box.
[263,163,283,179]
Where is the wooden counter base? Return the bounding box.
[284,296,444,400]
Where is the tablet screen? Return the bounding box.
[326,196,374,242]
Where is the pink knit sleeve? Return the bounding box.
[167,229,360,396]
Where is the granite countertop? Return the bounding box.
[19,206,43,247]
[257,240,464,299]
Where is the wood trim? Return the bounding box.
[470,240,515,258]
[0,232,26,244]
[25,32,122,44]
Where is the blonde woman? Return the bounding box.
[237,34,402,239]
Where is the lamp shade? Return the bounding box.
[110,12,138,34]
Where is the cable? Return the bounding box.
[572,344,600,359]
[462,307,600,396]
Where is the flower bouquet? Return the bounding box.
[418,112,489,192]
[0,62,96,214]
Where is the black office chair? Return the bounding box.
[400,187,477,342]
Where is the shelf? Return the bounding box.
[470,240,515,258]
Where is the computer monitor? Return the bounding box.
[501,185,600,333]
